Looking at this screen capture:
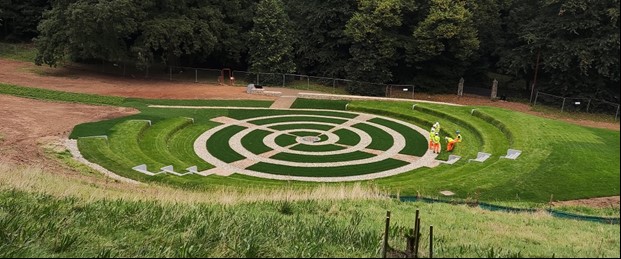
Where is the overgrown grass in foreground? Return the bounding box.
[0,189,618,258]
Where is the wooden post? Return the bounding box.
[491,79,498,100]
[586,99,591,113]
[382,211,391,258]
[414,217,421,258]
[406,229,415,258]
[561,97,566,113]
[534,91,539,106]
[429,225,434,258]
[530,50,541,104]
[458,77,464,97]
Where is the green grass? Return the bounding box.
[275,134,298,147]
[241,130,273,155]
[369,118,427,156]
[3,189,617,258]
[290,144,347,152]
[270,151,375,163]
[0,83,272,110]
[247,159,409,177]
[168,124,214,171]
[109,120,164,170]
[248,115,347,125]
[349,101,619,202]
[352,123,394,151]
[334,129,361,146]
[3,83,618,202]
[138,117,195,170]
[206,125,247,163]
[0,83,127,106]
[77,137,151,182]
[0,42,37,62]
[269,124,335,132]
[290,98,349,110]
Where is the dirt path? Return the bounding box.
[0,95,137,166]
[0,59,276,101]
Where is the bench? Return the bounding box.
[133,164,198,176]
[468,152,492,163]
[132,164,162,176]
[441,155,461,165]
[500,149,522,160]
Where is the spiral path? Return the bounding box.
[193,111,439,182]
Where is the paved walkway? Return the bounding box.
[269,95,298,109]
[193,112,439,182]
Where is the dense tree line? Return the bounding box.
[1,0,618,99]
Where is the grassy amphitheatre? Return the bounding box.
[0,82,620,257]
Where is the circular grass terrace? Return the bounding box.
[70,97,620,202]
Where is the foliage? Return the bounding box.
[248,0,296,73]
[498,0,620,100]
[0,0,49,41]
[345,0,403,86]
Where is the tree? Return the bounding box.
[285,0,356,77]
[404,0,479,90]
[345,0,403,86]
[498,0,620,99]
[35,0,223,69]
[0,0,50,41]
[248,0,296,73]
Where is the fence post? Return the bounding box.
[491,79,498,100]
[458,77,464,97]
[333,79,336,94]
[282,74,285,87]
[382,211,391,258]
[256,73,260,85]
[534,91,539,106]
[385,85,390,98]
[307,76,310,90]
[561,98,566,113]
[429,225,433,258]
[586,99,591,113]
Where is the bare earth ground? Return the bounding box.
[0,59,618,207]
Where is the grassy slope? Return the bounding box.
[0,189,618,258]
[349,101,620,202]
[1,84,619,202]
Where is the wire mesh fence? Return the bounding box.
[59,60,620,121]
[534,91,620,121]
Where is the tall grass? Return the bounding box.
[0,183,618,258]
